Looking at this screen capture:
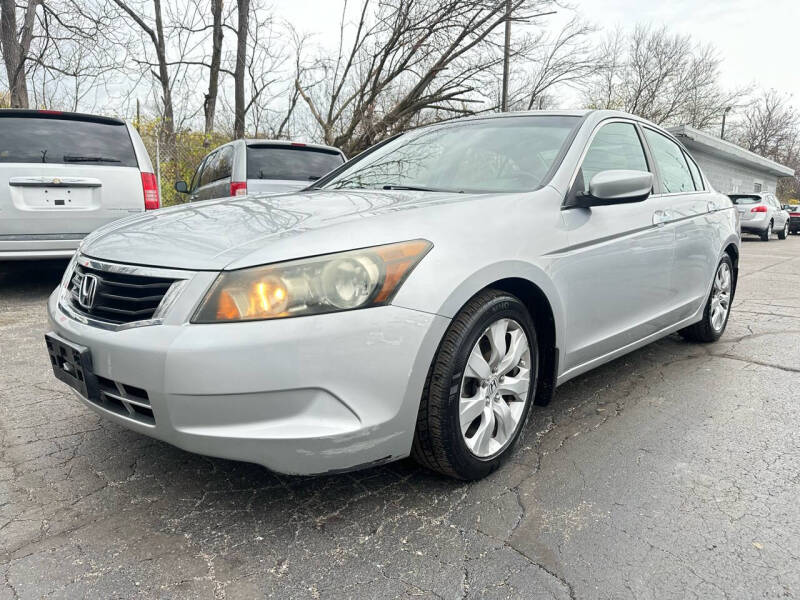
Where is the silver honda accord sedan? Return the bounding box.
[46,110,739,480]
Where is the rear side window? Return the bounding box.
[210,145,234,182]
[579,122,649,191]
[247,146,344,181]
[0,116,137,167]
[643,129,695,194]
[198,151,218,187]
[684,152,705,191]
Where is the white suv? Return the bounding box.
[175,139,346,202]
[0,110,159,260]
[730,193,790,241]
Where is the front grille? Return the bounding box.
[67,262,175,325]
[92,375,155,425]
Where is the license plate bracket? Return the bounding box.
[45,332,99,400]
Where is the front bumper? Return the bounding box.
[47,288,449,475]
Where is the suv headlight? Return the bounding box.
[192,240,432,323]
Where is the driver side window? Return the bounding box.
[578,122,649,193]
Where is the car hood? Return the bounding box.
[80,188,501,271]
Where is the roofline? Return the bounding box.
[0,108,126,126]
[241,139,344,154]
[667,124,795,178]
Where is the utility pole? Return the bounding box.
[501,0,512,112]
[721,106,732,140]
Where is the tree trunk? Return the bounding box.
[233,0,249,138]
[0,0,39,108]
[152,0,176,160]
[204,0,223,136]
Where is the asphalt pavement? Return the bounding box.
[1,236,799,599]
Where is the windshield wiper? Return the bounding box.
[63,155,121,163]
[382,184,463,193]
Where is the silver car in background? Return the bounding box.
[730,192,790,241]
[175,139,346,201]
[0,110,159,260]
[46,110,739,480]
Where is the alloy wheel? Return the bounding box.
[710,261,731,332]
[459,318,531,458]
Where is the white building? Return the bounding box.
[668,125,794,195]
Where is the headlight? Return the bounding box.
[192,239,432,323]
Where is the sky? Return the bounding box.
[273,0,800,111]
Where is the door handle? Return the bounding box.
[652,209,669,225]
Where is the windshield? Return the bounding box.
[0,116,138,167]
[246,145,344,181]
[321,115,580,193]
[730,195,762,205]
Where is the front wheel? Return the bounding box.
[778,221,788,240]
[412,289,538,480]
[680,255,733,343]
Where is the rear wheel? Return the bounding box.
[412,289,538,480]
[680,255,733,343]
[761,221,772,241]
[778,221,788,240]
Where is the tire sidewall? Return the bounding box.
[439,294,538,479]
[705,254,733,341]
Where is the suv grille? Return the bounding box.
[67,262,176,325]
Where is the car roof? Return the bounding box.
[0,108,126,126]
[241,139,344,154]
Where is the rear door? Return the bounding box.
[0,112,144,239]
[245,144,345,195]
[642,127,720,320]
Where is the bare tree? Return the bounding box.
[204,0,224,135]
[295,0,551,156]
[736,90,799,161]
[233,0,249,138]
[112,0,177,155]
[0,0,39,107]
[507,16,596,111]
[583,25,744,129]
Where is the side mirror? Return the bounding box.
[174,180,189,193]
[566,170,653,209]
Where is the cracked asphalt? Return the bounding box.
[1,237,799,599]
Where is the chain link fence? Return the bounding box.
[136,122,233,207]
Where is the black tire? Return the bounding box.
[680,254,733,343]
[760,221,772,241]
[778,222,788,240]
[411,289,538,480]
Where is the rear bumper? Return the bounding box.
[740,220,770,235]
[0,237,80,260]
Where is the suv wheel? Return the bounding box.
[680,255,733,343]
[761,221,772,241]
[778,221,788,240]
[412,289,538,480]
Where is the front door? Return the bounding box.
[558,120,676,374]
